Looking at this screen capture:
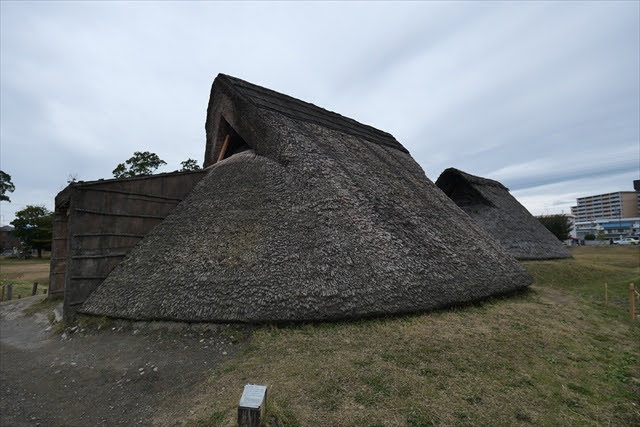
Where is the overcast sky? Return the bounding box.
[1,1,638,225]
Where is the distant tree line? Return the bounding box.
[112,151,201,178]
[1,170,53,257]
[10,205,54,258]
[537,215,572,242]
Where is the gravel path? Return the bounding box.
[0,296,242,426]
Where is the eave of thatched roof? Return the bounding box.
[436,168,571,260]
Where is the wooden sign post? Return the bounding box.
[238,384,268,427]
[6,284,12,301]
[32,282,38,296]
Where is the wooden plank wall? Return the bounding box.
[48,171,206,317]
[49,206,69,298]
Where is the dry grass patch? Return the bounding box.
[1,257,50,301]
[525,246,639,310]
[185,247,639,426]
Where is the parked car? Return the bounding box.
[613,237,639,245]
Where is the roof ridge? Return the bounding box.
[216,74,408,153]
[443,167,508,190]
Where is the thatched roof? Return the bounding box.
[79,74,532,323]
[435,168,571,260]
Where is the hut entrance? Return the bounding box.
[216,117,250,163]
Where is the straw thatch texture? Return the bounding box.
[80,75,532,323]
[436,168,571,260]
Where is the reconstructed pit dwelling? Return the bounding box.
[50,74,533,322]
[435,168,571,260]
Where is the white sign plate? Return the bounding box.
[239,384,267,409]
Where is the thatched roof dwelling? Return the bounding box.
[435,168,571,260]
[80,74,532,323]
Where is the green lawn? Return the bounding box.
[188,246,639,426]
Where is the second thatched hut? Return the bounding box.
[436,168,571,260]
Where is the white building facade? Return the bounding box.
[574,217,640,239]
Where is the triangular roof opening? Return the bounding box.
[436,171,494,210]
[213,116,251,163]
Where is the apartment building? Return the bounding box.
[570,191,638,222]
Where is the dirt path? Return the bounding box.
[0,296,243,426]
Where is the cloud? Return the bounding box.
[0,1,638,225]
[487,146,639,190]
[512,169,638,216]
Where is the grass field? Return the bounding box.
[2,248,638,425]
[188,246,639,426]
[0,256,50,301]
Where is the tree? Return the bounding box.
[112,151,166,178]
[179,158,201,172]
[584,233,596,241]
[537,214,572,241]
[0,170,15,202]
[10,205,54,258]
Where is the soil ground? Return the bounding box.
[0,296,244,426]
